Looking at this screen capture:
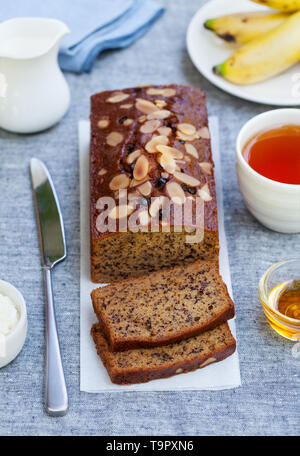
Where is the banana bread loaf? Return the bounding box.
[91,322,236,385]
[90,84,219,283]
[91,260,234,351]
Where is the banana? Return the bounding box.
[213,10,300,85]
[204,12,289,44]
[251,0,300,12]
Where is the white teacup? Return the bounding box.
[0,280,27,368]
[236,109,300,233]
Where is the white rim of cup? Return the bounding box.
[236,108,300,190]
[0,280,27,341]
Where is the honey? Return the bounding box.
[259,260,300,340]
[265,280,300,340]
[277,282,300,320]
[243,125,300,184]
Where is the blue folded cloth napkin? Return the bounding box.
[1,0,164,72]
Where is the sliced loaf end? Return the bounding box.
[91,322,236,385]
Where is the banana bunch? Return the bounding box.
[252,0,300,12]
[204,12,289,45]
[205,0,300,85]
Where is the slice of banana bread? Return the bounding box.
[91,260,234,351]
[91,322,236,385]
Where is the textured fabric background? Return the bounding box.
[0,0,299,436]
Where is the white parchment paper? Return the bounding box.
[79,117,241,392]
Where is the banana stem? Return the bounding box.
[213,63,225,76]
[204,19,214,30]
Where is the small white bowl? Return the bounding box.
[0,280,27,368]
[236,109,300,233]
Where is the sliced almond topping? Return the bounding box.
[120,103,133,109]
[128,191,140,201]
[140,119,161,134]
[156,144,183,159]
[106,92,129,103]
[109,174,130,190]
[114,189,127,200]
[137,181,152,197]
[106,131,124,147]
[98,168,107,176]
[146,88,176,97]
[158,152,176,174]
[123,118,134,126]
[176,131,198,142]
[158,126,172,136]
[162,88,176,97]
[146,88,164,95]
[130,177,148,188]
[166,181,186,205]
[109,204,134,219]
[199,162,213,175]
[198,126,210,139]
[138,210,149,226]
[135,98,158,114]
[173,171,200,187]
[133,155,149,181]
[178,123,196,136]
[138,115,147,123]
[127,149,141,164]
[149,196,164,218]
[161,172,169,179]
[185,143,198,159]
[97,119,109,129]
[146,87,162,95]
[145,135,169,153]
[147,109,171,120]
[197,183,212,201]
[154,99,167,109]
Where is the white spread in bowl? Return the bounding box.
[0,280,27,367]
[0,293,19,336]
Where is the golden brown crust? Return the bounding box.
[91,323,236,385]
[90,84,217,236]
[90,84,219,282]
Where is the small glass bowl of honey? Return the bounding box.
[259,259,300,341]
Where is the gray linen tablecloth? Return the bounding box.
[0,0,299,436]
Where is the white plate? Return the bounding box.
[186,0,300,106]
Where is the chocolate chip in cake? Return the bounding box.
[181,183,196,195]
[127,144,135,154]
[156,177,168,190]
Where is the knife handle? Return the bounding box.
[43,267,68,416]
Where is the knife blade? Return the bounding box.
[30,158,66,267]
[30,158,68,417]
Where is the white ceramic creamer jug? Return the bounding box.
[0,17,70,134]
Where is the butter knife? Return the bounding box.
[30,158,68,417]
